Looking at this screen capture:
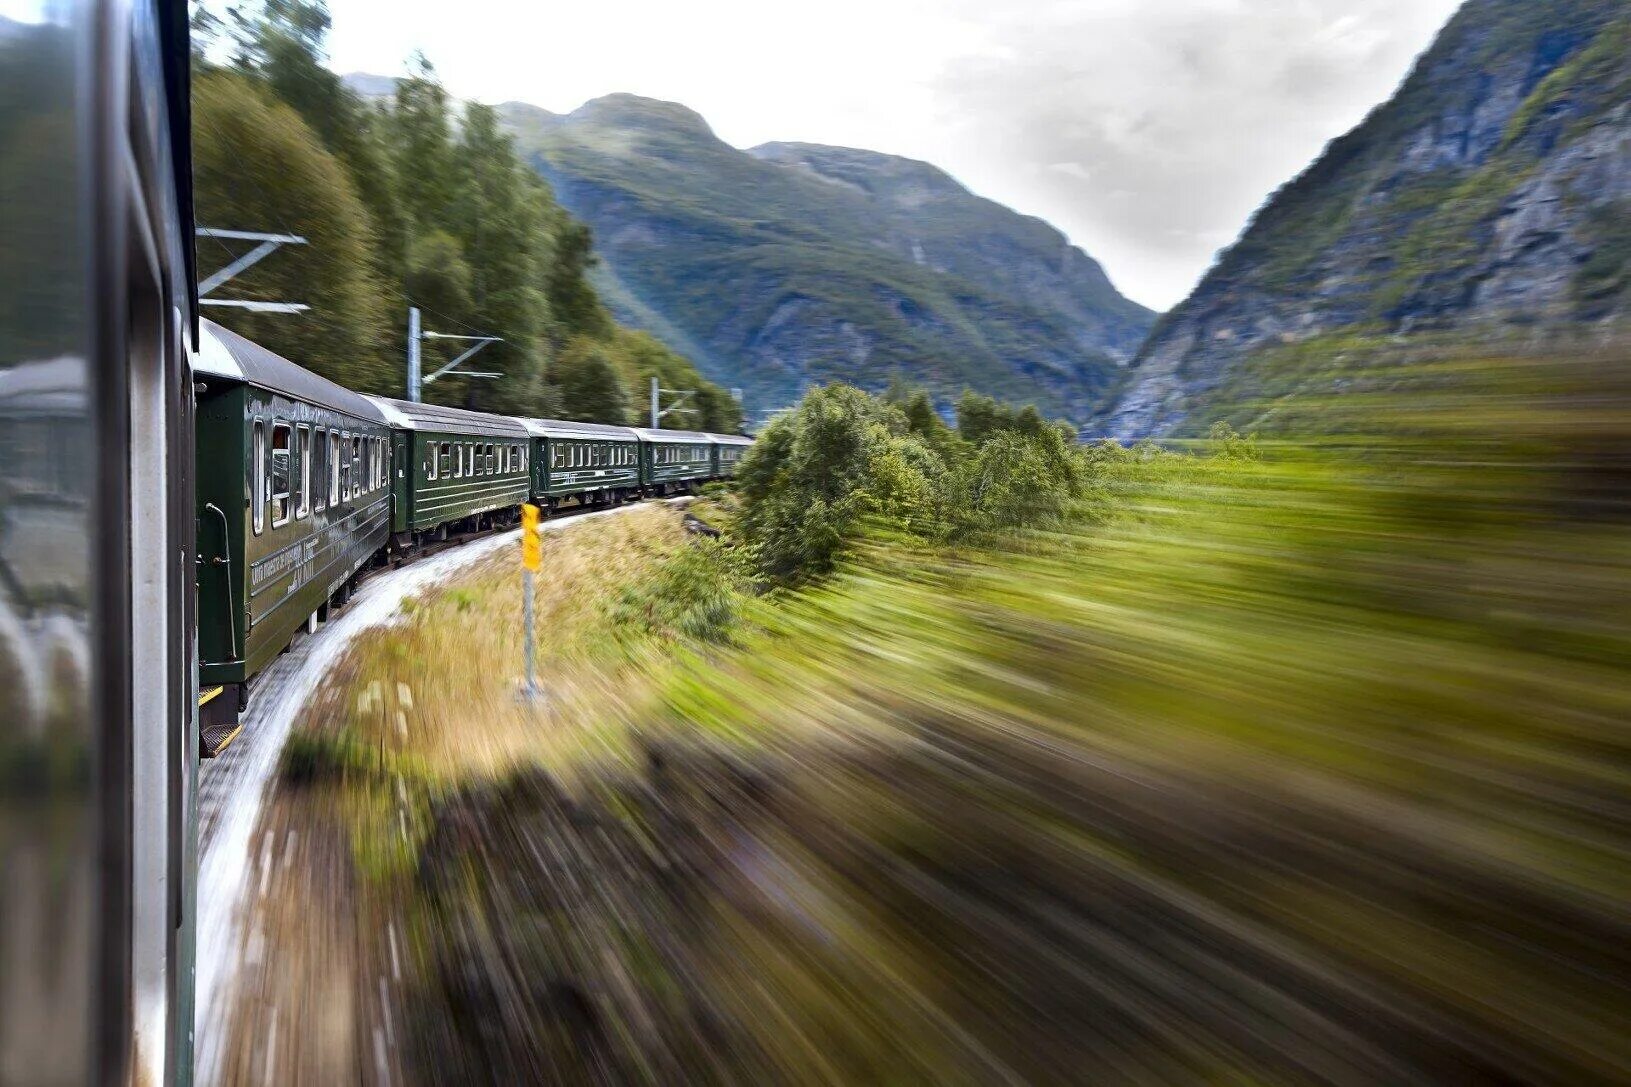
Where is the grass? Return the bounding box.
[286,504,715,794]
[277,356,1631,1082]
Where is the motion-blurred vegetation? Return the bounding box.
[282,350,1630,1083]
[188,0,741,429]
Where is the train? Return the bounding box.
[0,2,745,1082]
[192,319,751,754]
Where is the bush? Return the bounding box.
[737,384,946,581]
[948,431,1073,537]
[610,538,746,643]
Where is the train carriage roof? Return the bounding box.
[704,433,754,446]
[522,418,641,441]
[365,395,531,439]
[194,320,387,423]
[630,427,714,445]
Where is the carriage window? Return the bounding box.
[427,441,438,480]
[252,420,266,535]
[336,433,349,499]
[328,431,341,505]
[486,444,496,474]
[296,425,311,519]
[270,422,292,527]
[313,428,327,511]
[351,437,363,497]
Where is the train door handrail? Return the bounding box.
[203,502,238,660]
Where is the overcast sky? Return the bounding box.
[322,0,1463,311]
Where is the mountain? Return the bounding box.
[495,94,1156,423]
[1109,0,1631,438]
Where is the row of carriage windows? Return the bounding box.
[551,442,636,470]
[427,441,526,481]
[251,418,386,536]
[654,444,709,466]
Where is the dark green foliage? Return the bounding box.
[189,1,739,419]
[192,70,393,392]
[552,340,632,424]
[738,383,1088,581]
[609,539,746,643]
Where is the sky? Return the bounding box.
[320,0,1464,312]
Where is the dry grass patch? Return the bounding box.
[315,504,694,787]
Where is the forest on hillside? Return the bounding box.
[188,0,742,432]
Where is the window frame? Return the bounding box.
[313,427,328,512]
[269,420,293,529]
[328,431,341,506]
[251,418,266,536]
[296,424,311,519]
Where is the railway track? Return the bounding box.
[194,496,689,1086]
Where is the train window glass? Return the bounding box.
[352,437,363,497]
[487,444,496,474]
[329,431,341,505]
[314,428,327,511]
[454,444,463,479]
[296,425,311,519]
[338,433,350,499]
[427,441,437,481]
[435,442,447,478]
[270,422,292,527]
[252,419,266,535]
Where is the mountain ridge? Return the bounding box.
[492,92,1156,422]
[1107,0,1631,437]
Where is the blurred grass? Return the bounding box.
[636,351,1631,1081]
[294,353,1631,1083]
[289,505,702,789]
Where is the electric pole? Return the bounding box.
[649,375,697,428]
[406,306,504,402]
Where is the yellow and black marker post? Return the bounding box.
[520,503,542,702]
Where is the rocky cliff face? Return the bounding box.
[497,95,1155,423]
[1109,0,1631,438]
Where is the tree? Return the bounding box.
[553,339,632,424]
[737,384,942,581]
[192,71,392,391]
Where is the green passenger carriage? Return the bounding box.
[193,321,394,746]
[525,418,643,510]
[707,432,754,478]
[368,396,531,547]
[632,427,715,494]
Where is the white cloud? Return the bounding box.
[323,0,1462,310]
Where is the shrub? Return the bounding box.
[610,538,746,644]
